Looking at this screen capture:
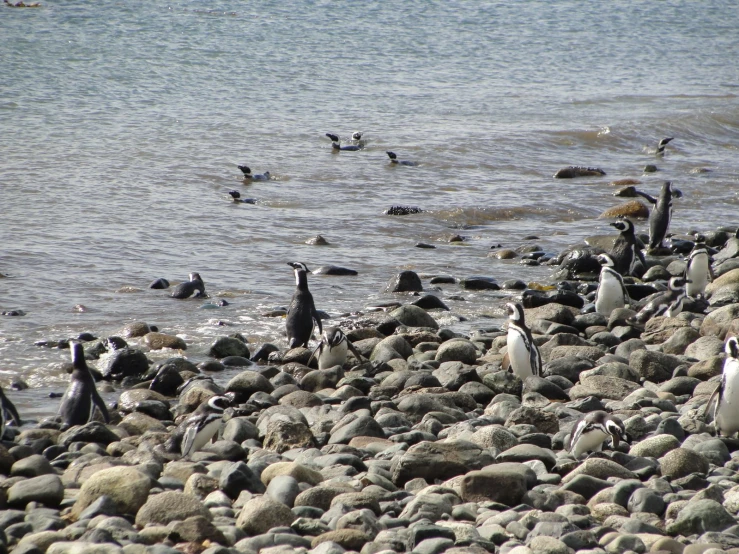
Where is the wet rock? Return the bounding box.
[144,332,187,350]
[100,347,149,380]
[389,305,438,329]
[209,336,250,359]
[599,200,650,219]
[554,166,606,178]
[385,271,423,292]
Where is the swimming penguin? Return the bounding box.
[656,137,674,156]
[178,395,230,458]
[685,235,714,298]
[171,273,206,299]
[0,387,21,439]
[386,151,419,166]
[286,262,322,348]
[647,181,682,251]
[568,411,627,459]
[595,253,630,316]
[704,337,739,437]
[238,166,271,181]
[505,302,542,380]
[325,133,362,152]
[609,218,646,277]
[228,191,257,204]
[58,342,110,428]
[627,276,690,326]
[308,327,364,369]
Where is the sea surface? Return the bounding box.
[2,0,739,421]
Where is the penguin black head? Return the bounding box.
[694,233,706,244]
[352,131,363,141]
[229,190,241,200]
[325,327,345,347]
[325,133,340,143]
[668,276,689,291]
[610,218,634,234]
[726,337,739,359]
[189,272,203,283]
[597,253,616,268]
[505,302,525,323]
[658,137,674,147]
[206,395,232,412]
[238,165,252,176]
[604,414,627,447]
[70,341,87,369]
[387,151,398,161]
[288,262,310,273]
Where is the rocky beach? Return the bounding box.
[2,224,739,554]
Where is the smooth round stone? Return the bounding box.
[266,475,301,508]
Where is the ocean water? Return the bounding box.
[2,0,739,420]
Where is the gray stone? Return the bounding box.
[10,454,55,477]
[627,487,665,516]
[685,335,726,361]
[385,271,423,293]
[660,448,710,479]
[135,491,211,526]
[391,440,494,485]
[460,469,528,505]
[389,305,438,329]
[209,336,250,359]
[666,499,736,535]
[236,495,295,535]
[219,461,266,498]
[7,474,64,508]
[329,416,385,444]
[629,434,680,458]
[568,375,641,401]
[497,444,557,470]
[72,466,152,518]
[266,475,301,507]
[505,406,559,434]
[435,340,478,364]
[225,370,273,401]
[629,350,684,382]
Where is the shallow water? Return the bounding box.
[2,0,739,420]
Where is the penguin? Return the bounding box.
[505,302,542,380]
[238,166,271,181]
[627,276,690,326]
[228,190,257,204]
[286,262,322,348]
[325,133,362,151]
[178,395,230,458]
[656,137,674,156]
[386,151,418,166]
[647,181,682,251]
[567,411,627,459]
[171,273,206,299]
[595,253,630,316]
[0,387,22,439]
[704,337,739,437]
[609,218,646,277]
[685,235,714,298]
[308,327,365,369]
[351,131,363,141]
[58,342,110,428]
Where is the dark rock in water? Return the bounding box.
[209,336,250,359]
[149,364,185,396]
[502,279,527,290]
[558,247,603,276]
[149,278,170,289]
[429,276,455,284]
[100,347,149,380]
[415,243,436,249]
[77,332,97,342]
[412,294,449,311]
[2,309,26,316]
[384,206,423,215]
[521,289,583,309]
[385,270,423,293]
[312,265,358,276]
[221,356,253,367]
[554,166,606,178]
[459,277,499,291]
[106,336,128,350]
[250,343,279,362]
[197,360,225,372]
[644,164,658,173]
[305,235,329,245]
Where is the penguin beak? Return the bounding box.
[611,432,620,449]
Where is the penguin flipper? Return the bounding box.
[347,340,366,363]
[0,394,22,426]
[307,342,323,367]
[633,190,657,204]
[312,309,323,337]
[703,382,722,421]
[92,389,110,423]
[181,424,197,457]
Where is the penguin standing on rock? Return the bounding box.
[704,337,739,437]
[309,327,365,369]
[595,253,630,316]
[0,387,21,439]
[609,218,646,277]
[58,342,110,428]
[286,262,322,348]
[685,236,714,298]
[505,302,541,380]
[567,411,627,459]
[647,181,682,251]
[171,273,206,299]
[627,276,690,326]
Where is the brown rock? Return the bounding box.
[311,529,372,551]
[505,406,559,434]
[236,496,295,536]
[144,332,187,350]
[688,356,726,380]
[599,200,649,219]
[263,420,316,454]
[609,179,642,186]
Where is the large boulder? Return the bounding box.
[135,491,210,526]
[389,305,438,329]
[391,440,495,485]
[100,348,149,380]
[460,468,528,505]
[236,495,295,536]
[7,474,65,508]
[72,466,152,518]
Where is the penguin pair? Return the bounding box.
[386,152,418,166]
[238,165,271,181]
[58,342,110,428]
[567,411,627,459]
[0,387,21,440]
[685,235,714,298]
[286,262,322,348]
[609,218,646,277]
[308,327,365,369]
[326,133,363,151]
[627,276,689,326]
[505,302,542,380]
[594,253,630,316]
[171,273,206,299]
